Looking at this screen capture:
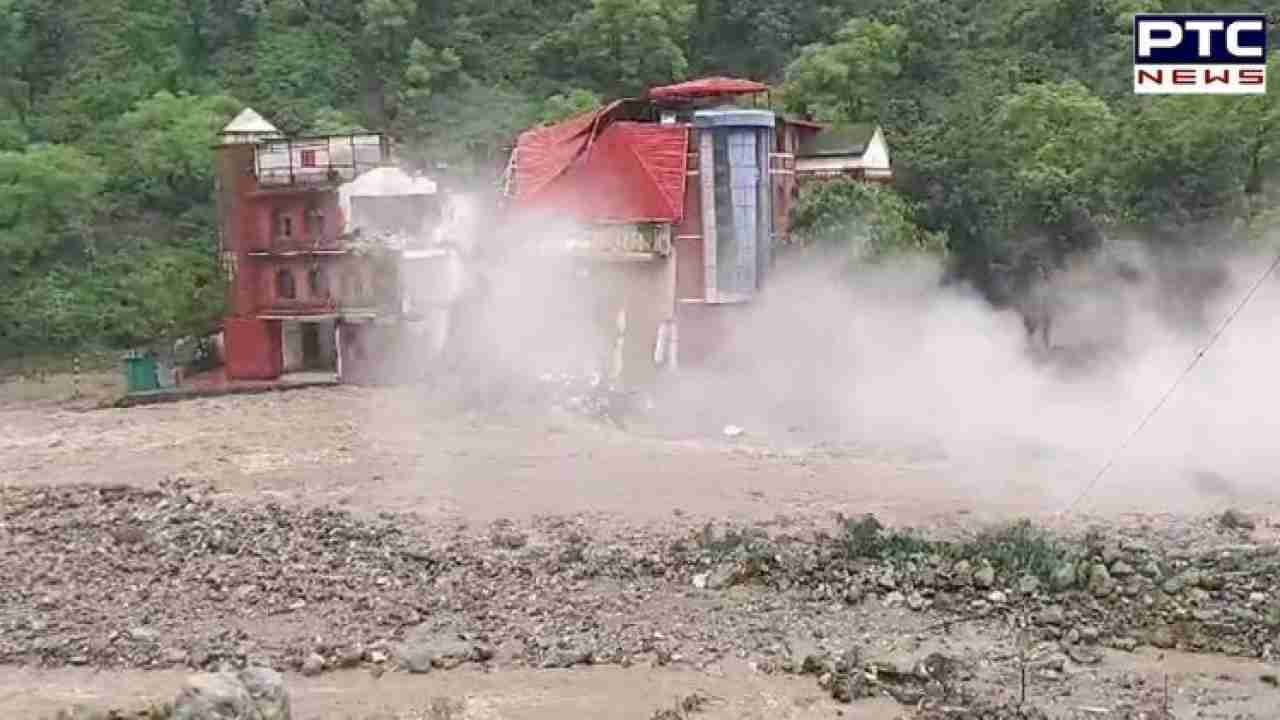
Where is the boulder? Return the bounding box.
[238,667,291,720]
[172,673,255,720]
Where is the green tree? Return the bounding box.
[988,80,1117,226]
[536,88,602,125]
[532,0,694,97]
[0,144,104,279]
[791,180,947,260]
[400,80,539,175]
[309,107,368,135]
[358,0,417,123]
[782,18,907,123]
[104,91,242,215]
[396,38,464,133]
[250,23,359,133]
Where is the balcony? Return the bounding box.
[536,222,674,260]
[254,134,388,189]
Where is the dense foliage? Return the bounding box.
[0,0,1277,355]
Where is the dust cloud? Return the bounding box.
[376,192,1280,513]
[653,235,1280,510]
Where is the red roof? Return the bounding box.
[511,105,688,223]
[646,76,768,101]
[510,101,623,201]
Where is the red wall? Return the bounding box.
[224,318,283,380]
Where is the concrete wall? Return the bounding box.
[282,321,304,372]
[586,254,676,389]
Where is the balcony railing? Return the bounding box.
[540,223,673,258]
[255,134,388,188]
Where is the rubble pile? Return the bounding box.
[4,482,1278,698]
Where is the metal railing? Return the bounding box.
[255,134,388,187]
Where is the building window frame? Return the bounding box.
[276,268,297,300]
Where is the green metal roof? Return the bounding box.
[798,123,877,158]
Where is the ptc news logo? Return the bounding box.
[1134,14,1268,94]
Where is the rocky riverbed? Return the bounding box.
[6,480,1280,718]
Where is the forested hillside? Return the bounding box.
[1,0,1277,356]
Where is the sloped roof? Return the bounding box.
[516,122,688,223]
[511,100,625,202]
[223,108,280,135]
[646,77,768,101]
[797,123,877,158]
[508,76,769,224]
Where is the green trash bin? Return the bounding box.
[123,350,159,393]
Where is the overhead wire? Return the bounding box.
[1062,247,1280,513]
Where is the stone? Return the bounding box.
[1065,629,1081,645]
[951,560,973,586]
[172,673,255,720]
[1035,606,1066,626]
[906,592,926,611]
[1088,564,1112,597]
[692,573,709,589]
[425,639,477,670]
[1146,626,1175,649]
[164,649,190,665]
[1066,645,1103,665]
[1081,627,1101,644]
[1198,573,1223,591]
[1140,561,1162,579]
[883,591,906,608]
[706,563,739,590]
[1249,592,1268,605]
[128,626,160,643]
[1122,579,1145,597]
[393,643,433,674]
[877,571,897,590]
[237,667,291,720]
[395,628,482,673]
[1110,560,1135,578]
[973,562,996,589]
[1018,575,1040,594]
[987,591,1008,604]
[300,653,325,677]
[1051,563,1076,591]
[543,646,593,668]
[337,645,364,668]
[1162,576,1185,594]
[1220,509,1256,531]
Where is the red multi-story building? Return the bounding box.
[213,109,398,381]
[502,76,894,386]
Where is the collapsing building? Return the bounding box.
[213,109,455,383]
[502,76,893,388]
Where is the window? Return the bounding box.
[305,204,325,238]
[301,149,318,168]
[275,210,293,240]
[308,268,326,298]
[276,269,296,300]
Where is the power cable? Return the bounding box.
[1063,248,1280,512]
